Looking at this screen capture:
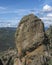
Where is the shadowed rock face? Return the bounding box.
[0,59,3,65]
[46,26,52,56]
[15,14,46,57]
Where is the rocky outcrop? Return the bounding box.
[0,49,17,65]
[15,14,50,65]
[15,14,45,57]
[0,14,50,65]
[46,26,52,57]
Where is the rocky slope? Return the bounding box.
[0,49,17,65]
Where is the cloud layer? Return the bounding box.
[43,4,52,12]
[0,4,52,28]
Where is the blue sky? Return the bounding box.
[0,0,52,27]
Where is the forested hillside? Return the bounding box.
[0,27,16,51]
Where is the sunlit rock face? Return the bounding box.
[15,14,46,57]
[15,14,50,65]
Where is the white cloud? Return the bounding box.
[0,9,29,14]
[0,18,20,27]
[44,21,52,27]
[0,8,36,15]
[0,6,52,28]
[40,16,52,27]
[47,13,52,17]
[41,5,52,27]
[41,17,52,21]
[43,4,52,11]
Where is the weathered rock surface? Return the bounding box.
[15,14,50,65]
[0,49,17,65]
[15,14,45,56]
[46,26,52,47]
[46,26,52,57]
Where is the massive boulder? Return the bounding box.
[15,14,46,57]
[15,14,50,65]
